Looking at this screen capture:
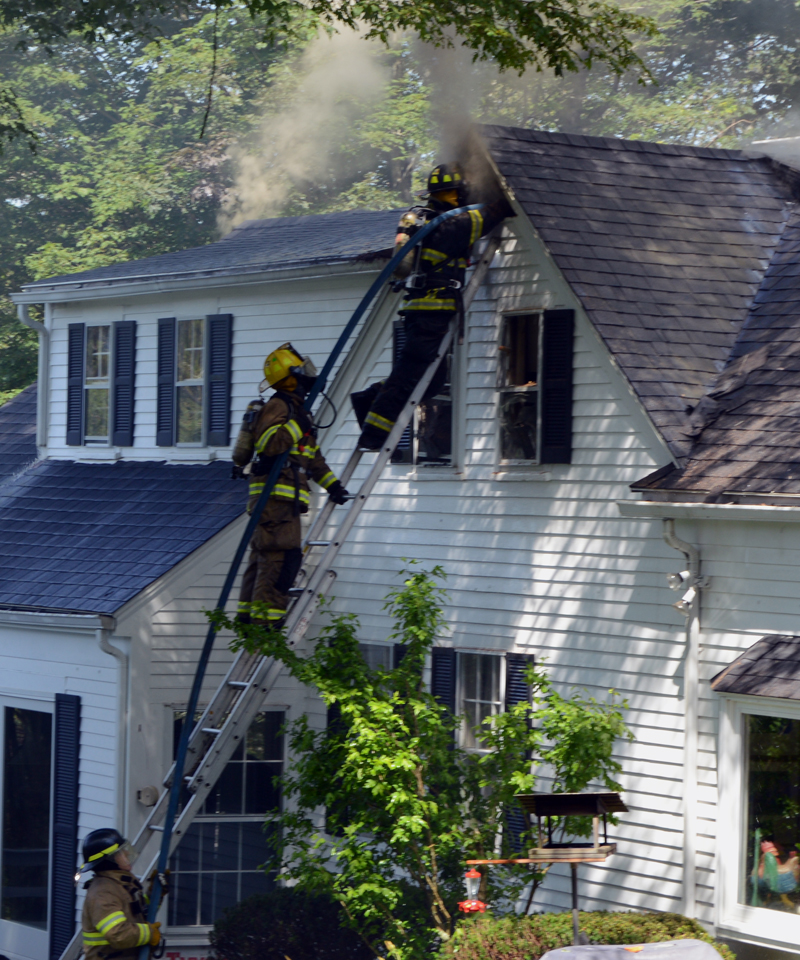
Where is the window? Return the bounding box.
[392,320,455,466]
[742,714,800,912]
[66,321,136,446]
[458,654,502,751]
[497,309,574,465]
[2,707,52,930]
[176,319,205,444]
[157,314,233,448]
[84,325,110,442]
[168,711,283,928]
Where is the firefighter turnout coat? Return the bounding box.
[232,390,339,515]
[81,869,151,960]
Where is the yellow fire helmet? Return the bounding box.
[263,342,318,389]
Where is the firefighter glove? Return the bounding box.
[327,481,349,505]
[147,868,170,899]
[149,922,162,946]
[294,407,314,437]
[231,464,245,480]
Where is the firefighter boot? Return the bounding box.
[350,382,382,429]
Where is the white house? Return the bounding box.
[3,127,800,960]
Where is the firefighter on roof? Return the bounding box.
[80,828,162,960]
[232,343,349,626]
[351,162,514,449]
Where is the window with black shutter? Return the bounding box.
[504,654,534,851]
[430,647,456,714]
[156,314,233,447]
[498,309,574,464]
[66,322,137,446]
[50,694,80,960]
[391,318,454,467]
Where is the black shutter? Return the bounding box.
[206,313,233,446]
[541,309,574,463]
[430,647,456,713]
[505,654,534,853]
[66,324,84,446]
[391,319,412,463]
[393,644,407,668]
[50,694,81,960]
[112,321,136,447]
[156,317,176,446]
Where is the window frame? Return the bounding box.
[0,694,55,960]
[455,651,506,753]
[166,708,284,936]
[83,323,112,444]
[717,693,800,946]
[497,311,543,465]
[174,317,208,448]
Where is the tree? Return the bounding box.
[211,564,633,960]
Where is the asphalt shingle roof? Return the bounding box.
[21,209,402,293]
[0,384,37,484]
[484,127,796,459]
[711,635,800,699]
[0,460,244,614]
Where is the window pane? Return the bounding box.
[743,714,800,912]
[200,871,237,926]
[177,385,203,443]
[177,319,204,383]
[504,315,539,387]
[240,823,271,871]
[85,388,109,440]
[500,392,537,460]
[462,654,478,701]
[2,707,52,929]
[85,325,110,382]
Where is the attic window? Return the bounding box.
[176,319,205,444]
[84,325,111,443]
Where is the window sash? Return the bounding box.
[175,319,205,445]
[457,653,503,752]
[84,325,111,443]
[498,313,542,464]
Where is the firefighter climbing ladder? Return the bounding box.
[57,213,500,960]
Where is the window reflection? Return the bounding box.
[743,714,800,911]
[2,707,52,929]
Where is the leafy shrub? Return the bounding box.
[209,887,374,960]
[438,912,735,960]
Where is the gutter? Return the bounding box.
[17,303,49,450]
[618,500,800,523]
[11,257,389,305]
[97,626,131,831]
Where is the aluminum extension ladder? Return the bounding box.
[58,234,500,960]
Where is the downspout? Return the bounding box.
[662,519,705,920]
[17,303,49,452]
[97,625,130,833]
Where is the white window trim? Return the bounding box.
[0,694,55,960]
[496,310,543,468]
[717,693,800,950]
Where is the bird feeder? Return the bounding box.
[457,867,487,914]
[465,792,627,943]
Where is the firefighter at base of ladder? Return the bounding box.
[232,343,349,626]
[79,828,163,960]
[351,161,515,450]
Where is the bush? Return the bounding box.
[438,912,735,960]
[209,887,375,960]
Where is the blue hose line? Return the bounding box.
[138,203,485,956]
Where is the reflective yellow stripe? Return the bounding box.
[402,298,456,312]
[97,911,127,934]
[251,602,288,620]
[254,422,282,453]
[88,842,120,862]
[237,601,251,613]
[319,471,336,489]
[83,933,110,946]
[365,411,394,433]
[284,420,303,443]
[248,483,264,496]
[137,923,151,946]
[468,208,484,245]
[274,484,310,503]
[421,248,448,264]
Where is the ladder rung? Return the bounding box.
[307,540,330,547]
[227,680,248,688]
[149,825,164,831]
[202,728,221,735]
[288,587,304,596]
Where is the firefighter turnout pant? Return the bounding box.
[356,309,453,448]
[238,498,303,624]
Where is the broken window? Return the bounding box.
[499,313,539,462]
[391,320,454,466]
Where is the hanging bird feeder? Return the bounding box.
[457,867,487,913]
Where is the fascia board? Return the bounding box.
[0,608,114,633]
[618,499,800,522]
[11,258,387,305]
